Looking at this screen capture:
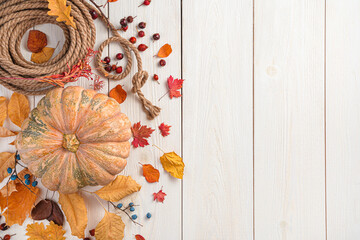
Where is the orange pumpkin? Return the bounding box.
[16,86,131,194]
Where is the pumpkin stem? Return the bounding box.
[62,134,80,153]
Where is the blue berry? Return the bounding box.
[130,206,135,212]
[10,175,17,180]
[15,154,20,160]
[6,168,12,174]
[129,202,134,207]
[24,174,30,179]
[32,181,38,187]
[146,212,151,219]
[131,214,137,220]
[25,179,30,185]
[117,203,123,209]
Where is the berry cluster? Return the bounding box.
[102,55,123,74]
[7,155,38,187]
[0,220,13,240]
[119,16,136,32]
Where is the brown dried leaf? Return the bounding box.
[27,30,48,53]
[0,152,15,183]
[31,47,55,64]
[31,200,53,221]
[109,85,127,104]
[157,44,172,58]
[8,92,30,128]
[0,97,7,126]
[47,200,64,226]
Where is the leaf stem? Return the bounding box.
[158,90,169,101]
[152,144,165,153]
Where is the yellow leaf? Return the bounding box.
[95,176,141,202]
[58,192,87,238]
[8,92,30,128]
[0,181,17,197]
[0,126,17,137]
[95,212,125,240]
[160,151,185,179]
[31,47,55,64]
[0,152,15,183]
[0,97,7,126]
[47,0,77,29]
[26,221,66,240]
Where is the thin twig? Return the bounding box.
[109,202,143,227]
[158,90,169,101]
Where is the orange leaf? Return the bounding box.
[27,30,48,53]
[108,0,118,2]
[135,234,145,240]
[109,85,127,104]
[31,47,55,64]
[47,0,77,29]
[8,92,30,128]
[157,44,172,58]
[142,164,160,183]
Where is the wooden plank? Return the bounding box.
[108,0,182,239]
[254,0,326,239]
[326,0,360,239]
[182,0,254,239]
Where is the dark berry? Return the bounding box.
[7,168,12,174]
[153,33,160,40]
[116,66,123,74]
[32,181,38,187]
[138,44,148,51]
[131,214,137,220]
[138,22,146,29]
[83,238,90,240]
[89,229,95,236]
[116,53,124,60]
[1,224,9,231]
[127,16,134,23]
[129,37,137,44]
[103,57,110,64]
[129,202,134,207]
[122,26,128,31]
[153,74,159,80]
[10,175,17,181]
[146,212,152,218]
[120,18,127,27]
[24,174,30,179]
[111,65,117,71]
[89,10,98,20]
[15,154,20,160]
[130,206,135,212]
[117,203,123,208]
[3,234,10,240]
[105,65,112,72]
[159,59,166,66]
[138,31,145,38]
[25,179,30,185]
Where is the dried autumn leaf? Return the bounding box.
[47,200,64,226]
[58,192,87,238]
[31,200,53,221]
[0,126,17,137]
[95,212,125,240]
[47,0,77,29]
[0,97,7,126]
[142,164,160,183]
[167,75,184,99]
[0,181,17,197]
[131,122,154,148]
[153,189,167,203]
[0,152,15,183]
[159,123,171,137]
[157,44,172,58]
[135,234,146,240]
[108,0,118,2]
[27,30,48,53]
[26,221,66,240]
[8,92,30,128]
[109,85,127,104]
[31,47,55,64]
[95,175,141,202]
[160,151,184,179]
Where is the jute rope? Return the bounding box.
[0,0,160,119]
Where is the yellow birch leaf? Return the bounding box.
[58,192,87,238]
[160,151,185,179]
[0,126,17,137]
[46,221,66,240]
[8,92,30,128]
[47,0,77,29]
[95,176,141,202]
[26,221,66,240]
[95,212,125,240]
[0,152,15,183]
[0,97,7,126]
[31,47,55,64]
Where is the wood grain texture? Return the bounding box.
[326,0,360,239]
[182,0,254,239]
[254,0,326,239]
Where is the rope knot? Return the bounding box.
[132,70,149,93]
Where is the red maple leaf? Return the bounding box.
[167,75,184,99]
[131,122,154,148]
[159,123,171,137]
[153,189,167,203]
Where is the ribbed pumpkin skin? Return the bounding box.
[16,86,131,194]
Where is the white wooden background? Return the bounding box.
[0,0,359,239]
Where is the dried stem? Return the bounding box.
[109,202,143,227]
[158,90,169,101]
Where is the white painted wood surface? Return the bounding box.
[1,0,360,239]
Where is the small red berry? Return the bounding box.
[111,65,117,71]
[153,33,160,40]
[153,74,159,80]
[129,37,137,44]
[103,57,110,64]
[127,16,134,23]
[138,44,148,52]
[3,234,10,240]
[122,26,128,31]
[120,18,127,27]
[139,0,151,7]
[116,66,123,74]
[89,229,95,236]
[159,59,166,66]
[83,238,90,240]
[116,53,124,60]
[138,22,146,29]
[105,65,112,72]
[89,10,98,20]
[138,31,145,38]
